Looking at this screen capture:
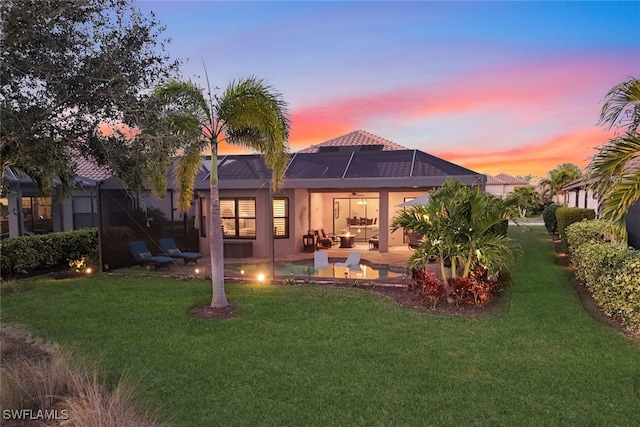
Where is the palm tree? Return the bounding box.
[586,77,640,239]
[540,163,583,202]
[506,185,542,218]
[391,180,520,293]
[145,77,290,308]
[597,76,640,133]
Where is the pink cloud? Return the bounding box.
[434,127,616,176]
[288,54,631,146]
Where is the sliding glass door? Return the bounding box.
[333,198,379,241]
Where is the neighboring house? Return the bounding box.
[484,173,528,197]
[1,157,194,241]
[561,177,640,249]
[561,178,599,213]
[2,130,486,257]
[194,130,486,257]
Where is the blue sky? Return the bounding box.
[136,1,640,176]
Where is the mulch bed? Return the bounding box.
[190,303,237,319]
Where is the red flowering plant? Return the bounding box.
[409,269,445,309]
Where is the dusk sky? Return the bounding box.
[137,1,639,177]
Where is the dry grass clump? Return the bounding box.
[60,371,168,427]
[1,324,167,427]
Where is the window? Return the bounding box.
[72,196,97,229]
[220,198,256,239]
[273,198,289,238]
[22,197,53,234]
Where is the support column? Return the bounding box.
[378,190,389,252]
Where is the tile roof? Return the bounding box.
[73,157,113,182]
[297,130,407,153]
[486,173,528,185]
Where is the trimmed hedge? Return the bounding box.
[567,220,640,332]
[1,228,98,277]
[542,203,561,233]
[565,219,618,261]
[556,207,595,249]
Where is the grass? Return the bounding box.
[2,226,639,426]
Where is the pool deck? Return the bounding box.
[162,242,442,284]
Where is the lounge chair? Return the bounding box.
[335,252,362,268]
[158,238,203,265]
[128,240,175,269]
[314,250,329,269]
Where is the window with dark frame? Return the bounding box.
[273,198,289,238]
[220,198,256,239]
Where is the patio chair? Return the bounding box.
[128,240,175,269]
[335,252,362,268]
[316,229,334,249]
[158,238,203,265]
[314,250,329,269]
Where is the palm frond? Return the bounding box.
[174,146,204,212]
[216,76,290,189]
[586,133,640,198]
[598,77,640,132]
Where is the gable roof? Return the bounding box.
[297,130,407,153]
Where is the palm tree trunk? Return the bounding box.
[209,154,228,308]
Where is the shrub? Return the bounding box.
[556,207,595,249]
[0,228,98,277]
[542,203,561,233]
[571,242,640,332]
[565,219,619,261]
[409,269,444,309]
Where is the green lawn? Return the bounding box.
[2,226,639,426]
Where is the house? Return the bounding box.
[2,130,486,258]
[561,175,640,250]
[561,178,599,212]
[484,173,528,198]
[194,130,486,257]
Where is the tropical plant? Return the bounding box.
[505,185,542,217]
[539,163,583,202]
[586,76,640,240]
[391,180,520,298]
[143,78,290,308]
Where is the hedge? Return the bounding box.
[1,228,98,277]
[556,207,595,250]
[567,220,640,332]
[565,219,619,261]
[542,203,561,233]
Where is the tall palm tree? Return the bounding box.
[587,76,640,239]
[145,77,290,308]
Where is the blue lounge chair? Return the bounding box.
[158,238,203,265]
[128,240,175,269]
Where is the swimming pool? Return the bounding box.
[225,259,405,280]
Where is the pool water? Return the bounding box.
[226,259,405,280]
